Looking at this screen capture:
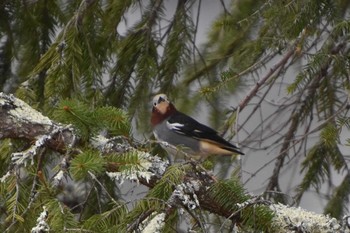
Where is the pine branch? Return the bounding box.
[1,92,350,232]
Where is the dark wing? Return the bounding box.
[167,111,244,155]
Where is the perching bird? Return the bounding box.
[151,94,244,161]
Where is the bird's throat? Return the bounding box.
[151,103,176,126]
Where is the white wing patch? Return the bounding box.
[166,121,185,134]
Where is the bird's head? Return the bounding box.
[152,94,169,110]
[151,94,176,126]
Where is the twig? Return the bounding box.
[238,49,295,112]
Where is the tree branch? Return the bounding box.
[1,92,349,232]
[238,48,295,112]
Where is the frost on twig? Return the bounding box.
[31,206,50,233]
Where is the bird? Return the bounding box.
[151,93,244,161]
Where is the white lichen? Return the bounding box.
[90,135,135,154]
[138,212,166,233]
[52,170,65,186]
[31,206,50,233]
[11,134,52,166]
[92,136,168,180]
[146,153,169,176]
[271,203,348,232]
[106,151,167,185]
[138,151,153,170]
[188,179,201,192]
[11,144,37,166]
[169,181,201,210]
[0,171,11,183]
[106,170,154,185]
[11,126,66,167]
[236,196,261,209]
[107,171,131,185]
[90,134,110,149]
[0,92,52,126]
[137,171,153,183]
[236,200,250,209]
[343,215,350,229]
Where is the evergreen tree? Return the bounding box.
[0,0,350,232]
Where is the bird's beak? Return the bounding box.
[157,96,166,104]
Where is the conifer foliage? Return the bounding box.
[1,0,350,232]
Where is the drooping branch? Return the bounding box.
[238,48,295,113]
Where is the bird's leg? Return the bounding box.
[156,140,218,182]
